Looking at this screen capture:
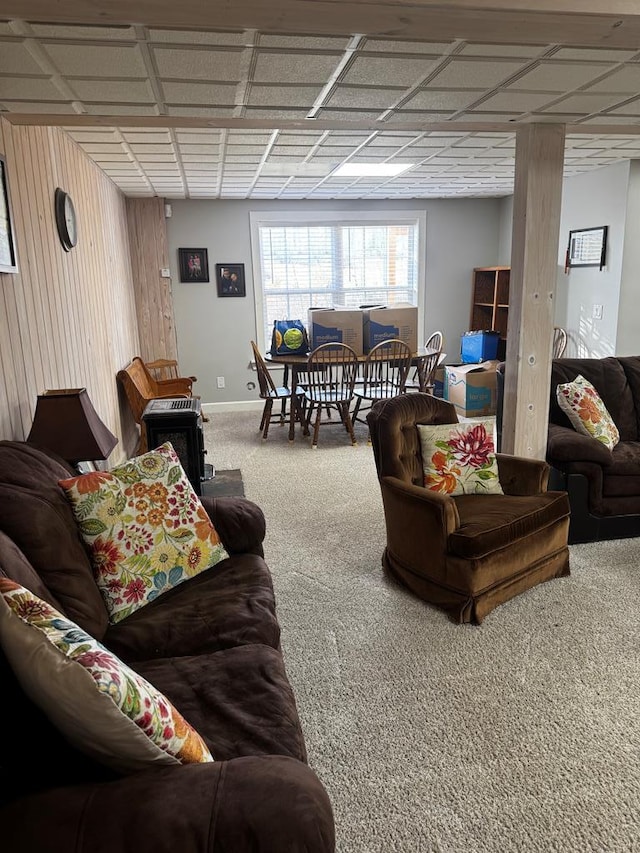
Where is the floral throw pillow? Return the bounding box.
[0,578,213,773]
[556,374,620,450]
[59,442,228,623]
[417,420,503,496]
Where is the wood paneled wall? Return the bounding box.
[0,119,140,460]
[126,197,177,364]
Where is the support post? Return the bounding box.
[502,123,565,459]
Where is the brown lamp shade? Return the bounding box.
[27,388,118,464]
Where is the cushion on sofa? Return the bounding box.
[417,420,503,496]
[550,358,636,441]
[0,441,109,638]
[105,553,280,661]
[134,644,307,763]
[0,578,213,773]
[60,443,228,624]
[556,374,620,450]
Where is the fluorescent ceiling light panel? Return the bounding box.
[333,162,414,177]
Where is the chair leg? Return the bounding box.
[343,406,357,446]
[311,404,322,449]
[352,397,362,424]
[262,400,273,440]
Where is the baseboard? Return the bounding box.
[202,401,263,415]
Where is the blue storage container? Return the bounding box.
[461,330,500,363]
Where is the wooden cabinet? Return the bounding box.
[470,266,510,359]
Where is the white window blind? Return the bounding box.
[255,219,419,346]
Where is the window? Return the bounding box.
[250,210,425,349]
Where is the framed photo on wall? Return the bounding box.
[566,225,608,270]
[179,248,209,282]
[216,263,246,297]
[0,154,18,274]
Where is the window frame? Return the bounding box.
[249,209,426,352]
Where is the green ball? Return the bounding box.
[283,328,303,351]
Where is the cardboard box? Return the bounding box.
[307,308,364,355]
[362,304,418,353]
[445,360,499,418]
[433,365,446,399]
[461,330,500,363]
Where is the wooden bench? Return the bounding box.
[117,356,194,453]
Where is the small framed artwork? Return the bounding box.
[0,154,19,274]
[179,248,209,283]
[566,225,608,271]
[216,263,246,297]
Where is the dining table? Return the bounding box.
[266,345,439,441]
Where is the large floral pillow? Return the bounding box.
[59,442,228,623]
[0,578,213,773]
[556,374,620,450]
[417,420,503,496]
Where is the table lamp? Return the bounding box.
[27,388,118,466]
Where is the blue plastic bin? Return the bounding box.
[461,330,500,363]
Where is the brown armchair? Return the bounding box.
[117,357,194,453]
[366,393,571,624]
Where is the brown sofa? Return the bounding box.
[547,355,640,543]
[0,440,334,853]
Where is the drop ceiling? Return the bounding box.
[3,2,640,199]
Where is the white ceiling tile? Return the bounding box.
[511,61,614,91]
[162,81,236,104]
[70,79,154,102]
[129,143,175,154]
[84,104,158,115]
[242,107,310,119]
[123,132,172,143]
[402,89,478,111]
[136,153,178,162]
[181,154,219,162]
[253,52,341,84]
[154,47,242,81]
[343,56,433,87]
[362,39,452,54]
[326,86,404,110]
[69,130,122,142]
[43,43,147,77]
[149,29,246,46]
[247,85,321,107]
[179,144,220,154]
[478,92,557,112]
[176,131,222,143]
[542,93,625,114]
[165,106,235,116]
[81,142,126,153]
[553,48,637,62]
[429,59,524,89]
[392,111,452,122]
[460,44,545,58]
[0,78,62,99]
[30,24,135,40]
[1,100,77,112]
[259,35,350,50]
[91,153,135,163]
[0,41,46,74]
[586,66,640,93]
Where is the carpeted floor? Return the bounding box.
[205,411,640,853]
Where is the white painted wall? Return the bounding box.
[497,161,631,357]
[167,197,501,405]
[617,160,640,356]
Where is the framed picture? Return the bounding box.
[0,154,18,274]
[216,263,246,297]
[179,247,209,283]
[566,226,608,270]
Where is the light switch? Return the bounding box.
[160,268,171,278]
[592,304,603,320]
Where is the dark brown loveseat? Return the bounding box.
[0,441,334,852]
[547,355,640,544]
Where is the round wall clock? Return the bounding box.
[54,188,78,251]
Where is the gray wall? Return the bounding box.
[167,198,502,406]
[497,161,631,357]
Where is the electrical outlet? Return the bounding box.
[160,268,171,278]
[592,304,603,320]
[217,376,225,389]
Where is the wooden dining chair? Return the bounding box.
[303,343,359,448]
[553,326,567,359]
[352,340,412,437]
[405,330,444,392]
[251,341,304,441]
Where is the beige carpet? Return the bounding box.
[205,411,640,853]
